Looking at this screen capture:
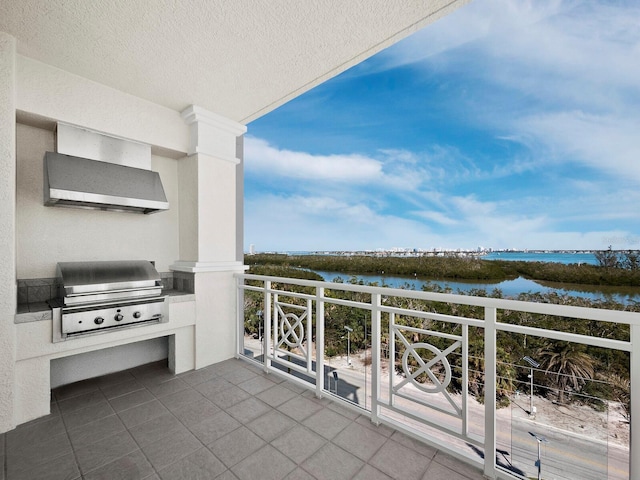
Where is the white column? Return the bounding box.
[0,32,17,434]
[172,105,247,368]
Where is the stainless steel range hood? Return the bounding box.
[44,151,169,214]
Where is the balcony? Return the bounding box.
[237,273,638,480]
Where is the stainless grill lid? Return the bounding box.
[57,260,161,295]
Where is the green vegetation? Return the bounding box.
[247,252,640,286]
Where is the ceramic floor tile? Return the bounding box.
[191,410,241,445]
[368,439,432,480]
[208,426,266,468]
[214,470,240,480]
[4,361,482,480]
[6,451,80,480]
[146,377,189,397]
[422,460,478,480]
[231,445,296,480]
[301,408,352,440]
[245,409,297,442]
[136,370,178,388]
[57,389,107,414]
[172,396,221,427]
[82,450,153,480]
[325,401,361,420]
[6,415,66,450]
[157,448,227,480]
[141,428,202,471]
[74,430,139,475]
[284,468,316,480]
[221,367,258,385]
[354,415,395,437]
[353,464,393,480]
[391,430,438,459]
[277,396,324,422]
[237,375,277,395]
[194,376,235,399]
[160,387,205,412]
[255,384,298,407]
[118,399,169,428]
[62,400,115,430]
[67,414,126,448]
[109,388,155,412]
[129,412,187,446]
[180,366,220,386]
[301,442,364,480]
[99,379,144,400]
[271,425,327,464]
[6,433,73,478]
[431,452,485,480]
[52,378,100,401]
[208,385,252,410]
[332,421,387,461]
[225,397,272,424]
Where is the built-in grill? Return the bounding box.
[51,260,168,342]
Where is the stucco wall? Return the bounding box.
[16,124,180,278]
[0,31,17,433]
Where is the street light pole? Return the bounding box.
[345,326,353,366]
[529,432,548,480]
[523,356,540,416]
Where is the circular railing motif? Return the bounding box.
[280,312,304,348]
[401,342,452,394]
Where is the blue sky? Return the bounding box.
[244,0,640,252]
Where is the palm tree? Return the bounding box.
[536,341,595,403]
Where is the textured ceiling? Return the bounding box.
[0,0,467,124]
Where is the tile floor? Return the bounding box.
[0,358,485,480]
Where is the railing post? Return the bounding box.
[462,324,469,437]
[630,324,640,479]
[484,307,497,479]
[316,287,325,398]
[263,280,272,374]
[371,293,381,424]
[236,276,244,358]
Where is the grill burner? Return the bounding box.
[52,260,168,342]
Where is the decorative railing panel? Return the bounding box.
[236,273,639,480]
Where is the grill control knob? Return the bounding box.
[133,311,142,319]
[115,313,124,322]
[94,317,105,325]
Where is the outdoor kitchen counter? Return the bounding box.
[14,290,195,323]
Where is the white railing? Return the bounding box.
[236,273,639,480]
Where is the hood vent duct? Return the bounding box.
[44,152,169,214]
[43,124,169,214]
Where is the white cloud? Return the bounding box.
[245,193,440,251]
[244,136,382,183]
[517,111,640,181]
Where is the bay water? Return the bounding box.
[308,252,639,304]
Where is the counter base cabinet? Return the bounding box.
[13,299,196,426]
